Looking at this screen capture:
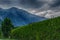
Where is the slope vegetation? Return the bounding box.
[11,17,60,40]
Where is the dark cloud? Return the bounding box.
[50,0,60,7]
[0,0,11,4]
[0,0,60,11]
[19,0,45,8]
[0,0,45,9]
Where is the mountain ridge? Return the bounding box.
[0,7,46,26]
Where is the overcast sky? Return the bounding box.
[0,0,60,18]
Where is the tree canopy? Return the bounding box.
[1,18,14,38]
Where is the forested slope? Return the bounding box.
[11,17,60,40]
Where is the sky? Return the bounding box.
[0,0,60,18]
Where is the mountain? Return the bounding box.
[11,17,60,40]
[0,7,46,26]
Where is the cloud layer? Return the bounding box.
[0,0,60,18]
[0,0,60,9]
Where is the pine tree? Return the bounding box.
[1,18,14,38]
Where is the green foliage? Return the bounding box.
[0,30,1,38]
[1,18,14,38]
[11,17,60,40]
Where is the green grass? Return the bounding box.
[0,39,16,40]
[10,17,60,40]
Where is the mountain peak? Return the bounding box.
[0,7,46,26]
[9,7,18,10]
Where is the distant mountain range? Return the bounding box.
[0,7,46,26]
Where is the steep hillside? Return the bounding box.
[11,17,60,40]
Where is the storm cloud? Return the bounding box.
[50,0,60,7]
[0,0,60,9]
[0,0,45,9]
[0,0,60,18]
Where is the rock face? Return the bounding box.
[0,7,46,26]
